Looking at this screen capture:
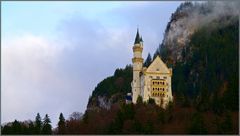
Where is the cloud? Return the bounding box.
[1,34,87,127]
[2,2,182,127]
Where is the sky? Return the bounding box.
[1,1,182,127]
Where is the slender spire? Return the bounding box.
[134,28,141,44]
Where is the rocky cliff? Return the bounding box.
[159,1,239,64]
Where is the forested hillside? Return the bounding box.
[87,1,239,113]
[1,1,239,135]
[87,65,132,110]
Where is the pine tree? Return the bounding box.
[35,113,42,134]
[188,113,207,134]
[136,95,143,105]
[143,53,152,67]
[42,114,52,134]
[57,113,66,134]
[12,120,22,134]
[28,121,35,134]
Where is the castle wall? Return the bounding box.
[131,30,173,108]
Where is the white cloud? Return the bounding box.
[1,34,87,126]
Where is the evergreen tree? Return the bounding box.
[220,112,233,134]
[35,113,42,134]
[12,120,22,134]
[147,98,155,105]
[188,113,207,134]
[1,125,12,134]
[28,121,35,134]
[57,113,66,134]
[153,43,162,60]
[143,53,152,67]
[42,114,52,134]
[136,95,143,105]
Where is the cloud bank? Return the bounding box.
[2,2,181,127]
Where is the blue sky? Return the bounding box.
[1,1,182,127]
[2,1,135,39]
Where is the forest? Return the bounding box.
[1,2,239,135]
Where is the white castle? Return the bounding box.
[131,29,173,108]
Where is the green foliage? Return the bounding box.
[42,114,52,134]
[1,113,53,135]
[108,103,135,134]
[219,112,234,134]
[167,17,239,112]
[188,113,207,134]
[136,95,143,105]
[35,113,42,134]
[147,98,155,105]
[157,109,166,124]
[12,120,22,134]
[57,113,66,134]
[90,65,132,99]
[143,53,152,67]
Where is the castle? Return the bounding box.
[131,29,173,108]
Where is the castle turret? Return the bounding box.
[132,29,144,103]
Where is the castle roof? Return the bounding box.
[134,28,141,44]
[146,55,171,74]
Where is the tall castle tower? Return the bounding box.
[132,29,144,103]
[130,29,173,108]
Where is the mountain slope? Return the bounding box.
[87,65,132,110]
[87,1,239,112]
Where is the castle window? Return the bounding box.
[163,88,165,91]
[157,76,160,79]
[149,76,152,78]
[164,76,167,79]
[153,88,154,90]
[156,68,159,71]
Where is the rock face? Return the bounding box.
[87,93,124,111]
[160,1,239,64]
